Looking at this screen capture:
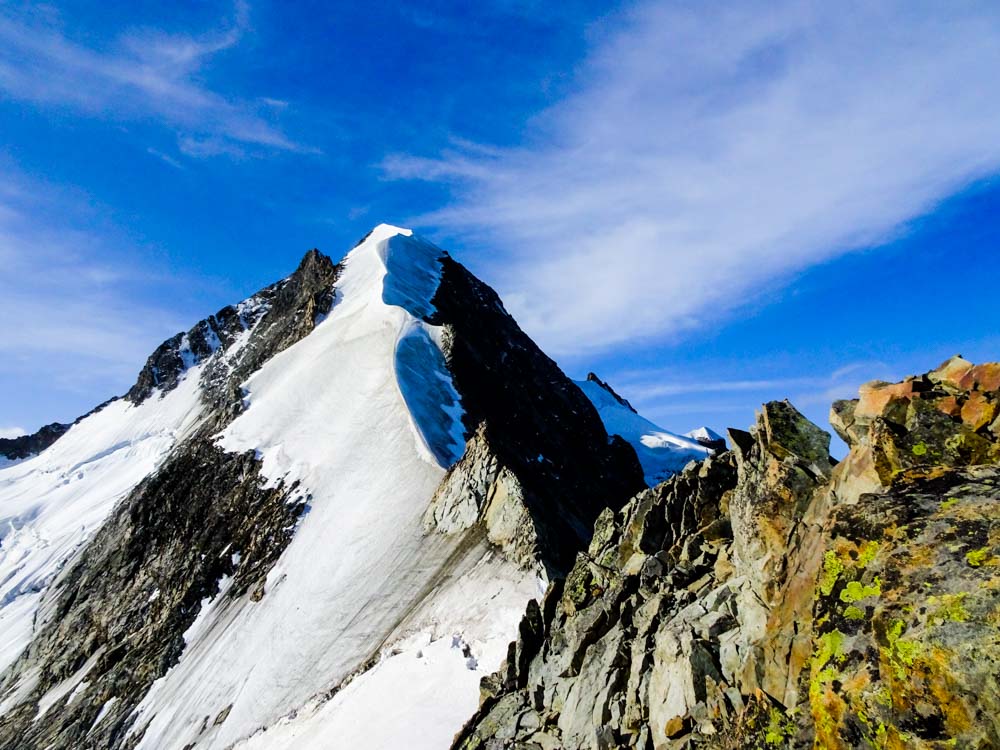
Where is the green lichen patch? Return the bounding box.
[844,605,866,621]
[820,550,845,596]
[814,629,847,670]
[857,540,881,568]
[840,577,882,604]
[763,706,797,746]
[927,592,970,624]
[884,619,920,680]
[965,546,995,567]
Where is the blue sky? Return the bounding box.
[2,0,1000,454]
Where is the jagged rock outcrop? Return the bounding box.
[0,422,70,461]
[2,250,341,465]
[127,248,341,421]
[455,356,1000,749]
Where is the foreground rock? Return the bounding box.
[455,356,1000,749]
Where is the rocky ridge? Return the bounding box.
[0,422,71,462]
[424,257,644,573]
[454,356,1000,749]
[0,248,343,749]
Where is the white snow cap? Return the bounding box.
[686,426,725,444]
[359,222,413,244]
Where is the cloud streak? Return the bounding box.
[386,0,1000,356]
[0,166,192,401]
[0,1,310,156]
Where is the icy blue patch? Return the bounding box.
[395,327,466,467]
[380,234,445,319]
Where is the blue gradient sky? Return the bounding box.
[2,0,999,454]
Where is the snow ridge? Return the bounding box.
[576,377,713,486]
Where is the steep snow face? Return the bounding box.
[0,372,207,675]
[576,378,712,486]
[129,225,535,750]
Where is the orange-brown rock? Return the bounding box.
[935,395,961,417]
[928,355,974,391]
[961,390,998,431]
[958,361,1000,393]
[855,379,919,420]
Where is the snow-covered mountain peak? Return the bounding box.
[0,228,649,750]
[348,222,413,254]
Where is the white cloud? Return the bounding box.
[0,427,26,440]
[385,0,1000,356]
[0,1,312,156]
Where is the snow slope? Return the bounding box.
[576,378,713,486]
[0,371,207,676]
[128,225,542,749]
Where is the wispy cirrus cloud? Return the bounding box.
[0,1,311,157]
[0,165,191,399]
[385,0,1000,357]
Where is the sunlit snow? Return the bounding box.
[576,378,713,486]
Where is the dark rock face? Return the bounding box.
[0,422,70,461]
[429,256,645,574]
[127,249,341,417]
[455,358,1000,750]
[0,440,305,750]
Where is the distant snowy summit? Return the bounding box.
[686,425,727,452]
[0,224,718,750]
[576,372,719,486]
